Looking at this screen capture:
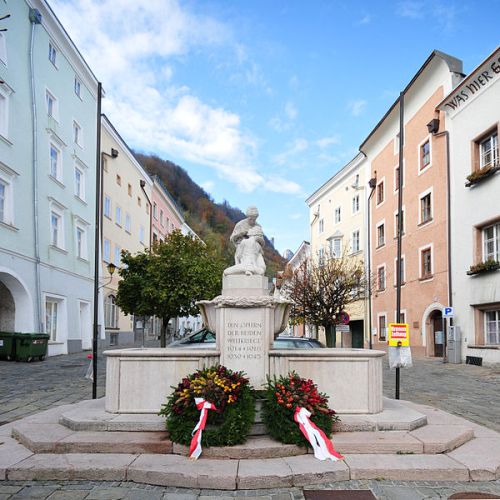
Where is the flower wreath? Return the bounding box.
[262,372,340,447]
[159,365,255,448]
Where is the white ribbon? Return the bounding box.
[188,397,215,460]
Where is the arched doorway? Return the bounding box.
[429,310,444,357]
[0,269,35,332]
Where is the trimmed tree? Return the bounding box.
[116,230,224,347]
[281,252,367,347]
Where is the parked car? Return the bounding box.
[168,330,323,349]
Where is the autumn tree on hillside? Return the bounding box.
[281,252,367,347]
[116,230,225,347]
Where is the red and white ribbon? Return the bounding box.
[294,406,344,461]
[189,398,216,459]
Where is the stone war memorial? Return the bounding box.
[4,208,499,490]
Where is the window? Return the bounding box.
[75,224,87,260]
[45,299,58,341]
[352,194,360,214]
[352,230,360,253]
[125,213,131,233]
[46,90,58,120]
[153,202,158,219]
[74,167,85,200]
[104,195,111,218]
[114,246,121,267]
[376,180,384,205]
[330,237,342,258]
[137,196,142,207]
[0,84,11,138]
[50,211,62,248]
[318,248,325,266]
[395,209,405,237]
[153,232,158,243]
[74,77,81,98]
[48,42,57,66]
[73,121,82,146]
[421,247,432,279]
[483,222,500,261]
[378,314,387,340]
[115,206,122,226]
[485,310,500,345]
[104,295,119,329]
[0,174,13,226]
[139,225,145,244]
[377,222,385,248]
[102,157,108,173]
[116,174,121,186]
[420,140,431,170]
[103,238,111,262]
[318,219,324,234]
[395,256,405,285]
[394,165,404,191]
[395,310,406,324]
[334,206,341,224]
[420,192,432,224]
[127,183,132,197]
[49,143,62,180]
[479,131,498,169]
[160,210,164,226]
[377,265,386,291]
[0,33,6,65]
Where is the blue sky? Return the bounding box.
[51,0,499,255]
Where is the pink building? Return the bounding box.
[151,176,184,243]
[362,51,463,357]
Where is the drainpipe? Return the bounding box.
[29,9,43,332]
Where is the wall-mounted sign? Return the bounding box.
[388,323,409,347]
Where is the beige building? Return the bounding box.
[101,115,153,345]
[306,153,369,348]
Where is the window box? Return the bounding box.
[467,259,500,276]
[465,165,500,187]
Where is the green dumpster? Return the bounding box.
[0,332,16,360]
[14,333,49,362]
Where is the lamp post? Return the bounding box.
[140,179,152,248]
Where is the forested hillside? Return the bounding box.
[134,153,286,278]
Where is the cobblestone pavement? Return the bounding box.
[0,480,499,499]
[2,347,500,498]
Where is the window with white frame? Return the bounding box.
[46,90,58,120]
[115,206,122,226]
[114,245,121,267]
[45,298,59,341]
[352,194,360,214]
[125,213,131,233]
[420,139,431,170]
[376,222,385,248]
[104,195,111,218]
[49,143,62,181]
[318,218,324,234]
[74,166,85,200]
[49,205,64,249]
[479,131,498,169]
[74,77,81,98]
[139,225,145,244]
[352,230,360,253]
[334,206,341,224]
[104,295,119,329]
[376,180,384,205]
[378,314,387,340]
[330,237,342,258]
[153,202,158,219]
[48,42,57,66]
[485,310,500,345]
[103,238,111,262]
[0,33,6,65]
[75,223,87,260]
[394,256,405,285]
[483,222,500,261]
[420,246,432,279]
[318,247,325,266]
[0,173,13,226]
[419,190,432,224]
[0,84,11,138]
[73,121,82,147]
[377,265,386,291]
[394,209,405,237]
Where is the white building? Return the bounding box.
[437,46,500,365]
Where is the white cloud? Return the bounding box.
[396,1,424,18]
[263,176,302,194]
[50,0,281,193]
[348,99,367,117]
[285,101,298,120]
[269,101,298,132]
[357,14,371,25]
[273,138,309,165]
[316,135,341,149]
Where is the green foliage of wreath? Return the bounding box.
[262,372,339,447]
[159,365,255,447]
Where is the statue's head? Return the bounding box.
[246,206,259,225]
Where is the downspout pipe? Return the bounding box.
[29,10,42,333]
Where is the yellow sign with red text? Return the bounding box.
[388,323,409,347]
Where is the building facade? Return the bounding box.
[0,0,98,355]
[438,47,500,365]
[306,153,369,348]
[362,51,463,356]
[101,115,152,346]
[151,175,183,243]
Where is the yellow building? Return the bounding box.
[100,115,153,346]
[305,153,369,348]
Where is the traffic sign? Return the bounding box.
[339,311,350,325]
[443,307,454,318]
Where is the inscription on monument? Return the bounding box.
[226,321,263,360]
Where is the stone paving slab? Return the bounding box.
[329,430,423,454]
[0,437,33,481]
[409,424,474,453]
[344,453,470,481]
[236,458,293,490]
[282,455,349,486]
[127,454,238,490]
[12,423,76,453]
[6,454,137,482]
[447,437,500,481]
